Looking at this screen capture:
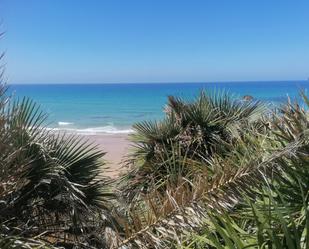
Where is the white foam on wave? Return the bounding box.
[58,121,74,126]
[49,125,134,135]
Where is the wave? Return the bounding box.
[58,121,74,126]
[49,125,134,135]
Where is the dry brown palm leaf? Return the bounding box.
[115,138,300,249]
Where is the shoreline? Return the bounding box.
[83,133,131,178]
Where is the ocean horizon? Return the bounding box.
[8,80,309,135]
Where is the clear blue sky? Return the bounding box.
[1,0,309,83]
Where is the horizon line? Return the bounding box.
[7,79,309,85]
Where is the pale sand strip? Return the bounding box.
[83,134,131,177]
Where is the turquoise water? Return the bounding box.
[8,81,309,134]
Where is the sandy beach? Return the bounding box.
[84,134,131,177]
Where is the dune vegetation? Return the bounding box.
[1,50,309,248]
[118,91,309,249]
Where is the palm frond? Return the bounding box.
[117,134,301,248]
[0,90,117,248]
[122,90,267,200]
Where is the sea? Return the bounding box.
[8,81,309,135]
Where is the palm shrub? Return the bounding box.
[116,117,277,247]
[0,83,116,248]
[133,91,266,163]
[117,92,309,248]
[181,190,309,249]
[117,124,295,248]
[180,155,309,248]
[178,93,309,248]
[122,91,267,199]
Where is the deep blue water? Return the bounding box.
[8,81,309,134]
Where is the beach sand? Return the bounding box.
[83,134,131,177]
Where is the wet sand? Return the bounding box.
[83,134,131,177]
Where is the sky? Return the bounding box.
[1,0,309,84]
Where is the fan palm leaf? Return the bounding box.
[118,93,309,248]
[123,90,267,200]
[0,88,116,247]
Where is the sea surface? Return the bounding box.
[8,81,309,134]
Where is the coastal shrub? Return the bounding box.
[122,91,267,199]
[0,82,117,247]
[180,188,309,248]
[117,93,309,248]
[180,100,309,248]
